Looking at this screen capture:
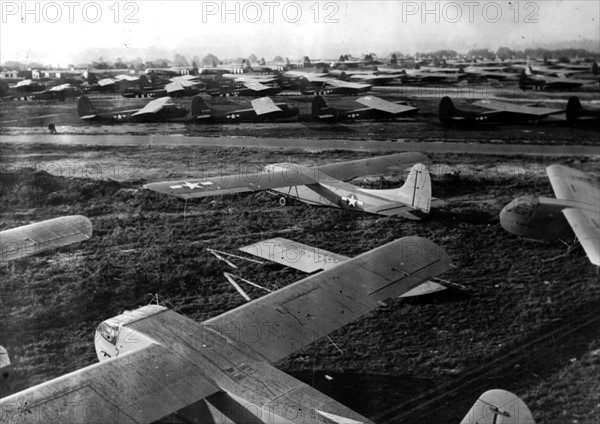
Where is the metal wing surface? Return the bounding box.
[131,97,173,117]
[206,236,451,363]
[1,215,92,262]
[144,166,319,199]
[472,100,564,117]
[317,152,429,181]
[547,165,600,265]
[251,97,282,115]
[0,343,219,424]
[356,96,418,115]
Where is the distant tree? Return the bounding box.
[91,58,111,69]
[338,55,346,62]
[173,54,190,67]
[272,55,284,63]
[114,58,128,69]
[247,53,258,63]
[557,56,571,63]
[390,53,398,65]
[258,57,266,65]
[466,48,495,60]
[201,54,219,66]
[496,47,515,60]
[3,60,26,70]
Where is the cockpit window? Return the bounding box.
[98,322,119,345]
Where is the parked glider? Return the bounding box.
[77,95,189,122]
[240,237,449,297]
[312,95,418,121]
[1,215,92,263]
[500,165,600,266]
[0,236,452,424]
[191,96,299,122]
[144,153,439,219]
[519,66,597,90]
[439,96,565,125]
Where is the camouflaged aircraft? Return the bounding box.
[78,95,189,123]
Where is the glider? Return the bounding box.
[0,236,452,423]
[191,96,299,122]
[439,96,565,125]
[500,165,600,266]
[77,95,189,122]
[144,153,439,219]
[312,95,418,121]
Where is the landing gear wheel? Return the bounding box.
[279,197,287,207]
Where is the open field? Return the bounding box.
[1,143,599,423]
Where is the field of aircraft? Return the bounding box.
[1,52,598,424]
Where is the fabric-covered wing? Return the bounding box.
[356,96,418,115]
[206,236,451,363]
[144,166,319,199]
[251,97,282,115]
[0,343,219,424]
[1,215,92,262]
[165,81,184,93]
[547,165,600,265]
[473,100,564,117]
[131,97,173,117]
[318,152,429,181]
[562,208,600,266]
[547,165,600,205]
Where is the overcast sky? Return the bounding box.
[1,1,598,66]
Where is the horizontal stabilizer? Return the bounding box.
[240,237,348,273]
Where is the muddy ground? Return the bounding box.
[1,142,599,423]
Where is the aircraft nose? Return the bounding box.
[499,195,537,236]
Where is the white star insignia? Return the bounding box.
[342,194,363,207]
[182,181,201,190]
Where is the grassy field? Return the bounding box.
[1,143,599,423]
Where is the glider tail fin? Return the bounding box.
[460,390,536,424]
[77,95,97,118]
[191,96,210,118]
[566,96,582,125]
[398,163,431,214]
[299,77,313,95]
[439,96,458,125]
[312,95,328,117]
